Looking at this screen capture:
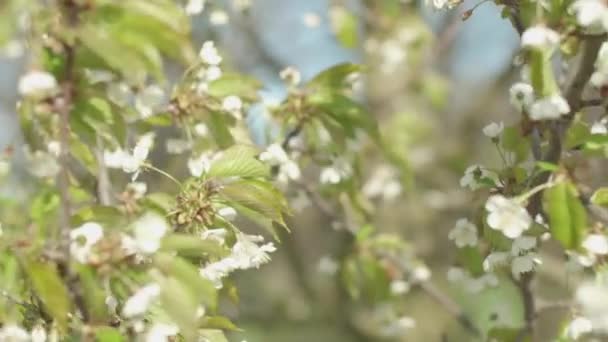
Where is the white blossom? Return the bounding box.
[280,66,302,86]
[145,323,179,342]
[194,123,209,137]
[132,212,169,254]
[18,71,57,97]
[47,140,61,157]
[446,267,466,283]
[379,39,406,73]
[122,283,161,318]
[509,82,534,112]
[591,119,608,134]
[576,282,608,333]
[199,41,222,65]
[70,222,104,264]
[31,325,46,342]
[26,150,60,178]
[210,10,229,25]
[390,280,410,295]
[483,251,510,272]
[466,273,499,293]
[290,191,311,212]
[511,253,541,279]
[135,85,165,118]
[0,324,29,342]
[105,133,155,178]
[104,149,130,169]
[233,0,251,11]
[362,165,402,201]
[185,0,205,15]
[201,228,228,245]
[566,316,593,339]
[165,139,192,154]
[318,255,339,275]
[105,296,118,313]
[222,95,243,114]
[381,316,416,337]
[485,195,532,239]
[448,218,478,248]
[302,12,321,28]
[583,234,608,255]
[521,26,560,50]
[460,164,496,190]
[511,235,537,256]
[529,94,571,121]
[320,159,352,185]
[187,151,214,177]
[425,0,459,10]
[591,42,608,88]
[412,265,431,282]
[1,40,24,59]
[200,233,276,288]
[570,0,608,33]
[107,82,132,106]
[217,206,237,221]
[482,121,504,138]
[259,143,301,184]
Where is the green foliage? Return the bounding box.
[544,181,587,249]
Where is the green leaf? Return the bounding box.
[199,330,229,342]
[535,161,559,172]
[71,205,124,228]
[24,261,71,332]
[154,253,217,310]
[157,276,199,341]
[458,247,484,276]
[199,316,241,331]
[161,234,230,258]
[78,24,147,84]
[544,181,587,249]
[207,145,268,179]
[565,116,590,149]
[78,266,109,323]
[591,187,608,207]
[330,7,358,48]
[529,49,558,97]
[95,327,124,342]
[142,193,177,214]
[502,126,530,163]
[207,73,261,100]
[308,63,362,89]
[309,91,379,141]
[228,202,280,239]
[208,111,235,149]
[221,179,288,228]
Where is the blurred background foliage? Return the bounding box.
[0,0,590,341]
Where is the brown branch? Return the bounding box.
[54,0,90,322]
[517,35,606,341]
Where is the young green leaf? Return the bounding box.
[544,182,587,249]
[24,261,72,332]
[207,145,269,179]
